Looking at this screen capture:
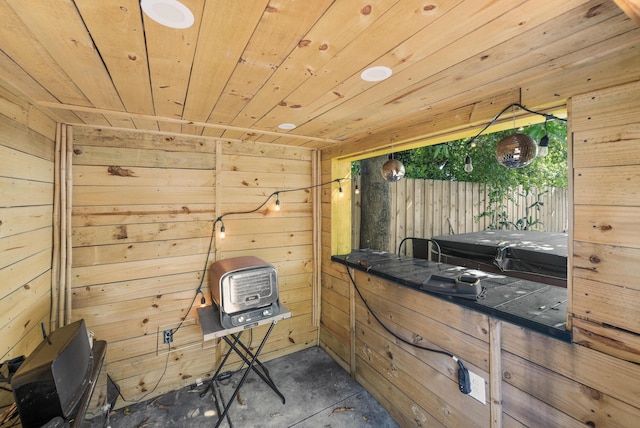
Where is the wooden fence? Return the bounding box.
[352,178,568,252]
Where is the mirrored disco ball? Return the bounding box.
[495,133,538,168]
[381,159,405,182]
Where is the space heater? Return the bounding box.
[209,256,280,328]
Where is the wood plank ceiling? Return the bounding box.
[0,0,638,149]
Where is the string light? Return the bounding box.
[339,182,344,197]
[354,179,360,195]
[464,155,473,173]
[538,119,550,158]
[464,103,566,169]
[212,178,348,239]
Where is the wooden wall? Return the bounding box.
[0,84,57,361]
[330,269,640,427]
[571,80,640,363]
[320,68,640,426]
[70,127,318,402]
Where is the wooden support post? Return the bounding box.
[65,125,73,325]
[490,319,503,428]
[51,123,61,331]
[59,125,67,327]
[312,149,322,329]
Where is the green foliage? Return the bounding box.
[394,120,567,188]
[354,120,568,230]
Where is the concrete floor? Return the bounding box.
[101,347,399,428]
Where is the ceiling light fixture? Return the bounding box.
[360,66,393,82]
[141,0,195,29]
[278,123,297,130]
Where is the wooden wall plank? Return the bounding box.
[573,241,640,292]
[73,185,214,206]
[573,124,640,168]
[73,145,215,169]
[73,165,214,187]
[503,350,639,426]
[72,126,216,152]
[574,205,640,248]
[0,205,52,238]
[572,317,640,364]
[573,277,640,335]
[72,220,213,247]
[72,254,205,287]
[502,322,640,409]
[72,204,215,227]
[571,80,640,132]
[574,166,640,206]
[0,177,53,207]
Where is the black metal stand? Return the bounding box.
[197,305,291,428]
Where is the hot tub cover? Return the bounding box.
[431,230,567,279]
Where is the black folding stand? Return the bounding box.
[197,305,291,428]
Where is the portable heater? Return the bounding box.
[209,256,280,328]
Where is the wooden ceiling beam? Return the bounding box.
[37,101,340,144]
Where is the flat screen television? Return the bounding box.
[10,319,93,428]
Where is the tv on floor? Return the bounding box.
[11,319,93,428]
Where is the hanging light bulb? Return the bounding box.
[464,155,473,173]
[538,119,549,158]
[219,224,226,239]
[354,179,360,195]
[381,155,405,182]
[274,194,281,211]
[538,135,549,157]
[338,181,344,197]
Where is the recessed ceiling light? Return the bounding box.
[141,0,194,29]
[360,66,393,82]
[278,123,297,130]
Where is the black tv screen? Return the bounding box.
[11,319,93,428]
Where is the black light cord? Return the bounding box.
[173,178,349,342]
[212,177,347,229]
[346,264,474,391]
[345,263,473,395]
[117,348,172,403]
[466,102,567,147]
[346,265,455,359]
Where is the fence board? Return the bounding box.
[352,178,568,252]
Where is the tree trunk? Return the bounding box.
[359,155,390,251]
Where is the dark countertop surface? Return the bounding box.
[332,249,570,342]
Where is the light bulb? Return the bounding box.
[464,155,473,173]
[538,135,549,157]
[275,197,281,211]
[354,183,360,194]
[219,224,225,239]
[339,183,344,197]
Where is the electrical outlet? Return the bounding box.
[467,370,486,404]
[163,329,173,344]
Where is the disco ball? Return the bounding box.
[495,133,538,168]
[381,159,405,182]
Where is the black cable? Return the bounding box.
[466,102,567,147]
[346,265,454,359]
[345,263,473,395]
[117,346,172,403]
[213,177,346,225]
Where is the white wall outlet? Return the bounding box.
[467,370,486,404]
